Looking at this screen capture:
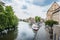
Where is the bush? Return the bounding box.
[0,4,18,30]
[45,20,58,27]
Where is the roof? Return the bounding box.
[47,2,60,13]
[52,7,60,14]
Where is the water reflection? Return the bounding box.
[15,21,35,40]
[0,21,35,40]
[0,31,17,40]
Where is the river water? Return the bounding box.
[0,21,35,40]
[0,21,49,40]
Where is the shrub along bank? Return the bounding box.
[0,4,18,33]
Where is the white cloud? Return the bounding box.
[57,2,60,5]
[12,3,51,19]
[2,0,59,19]
[34,0,45,3]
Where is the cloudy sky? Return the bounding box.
[1,0,60,19]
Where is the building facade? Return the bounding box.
[46,2,60,24]
[53,25,60,40]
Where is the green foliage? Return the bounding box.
[0,12,8,28]
[0,5,18,30]
[11,15,18,27]
[35,16,41,22]
[0,5,4,12]
[45,20,58,27]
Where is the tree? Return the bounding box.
[35,16,41,22]
[0,3,18,30]
[0,12,8,30]
[45,20,58,39]
[0,5,4,12]
[5,6,18,28]
[0,4,5,30]
[45,20,58,28]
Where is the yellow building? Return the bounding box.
[46,2,60,24]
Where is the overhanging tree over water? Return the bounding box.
[0,2,18,30]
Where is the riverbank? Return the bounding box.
[0,27,17,36]
[0,21,35,40]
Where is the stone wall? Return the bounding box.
[53,25,60,40]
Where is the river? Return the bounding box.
[0,21,50,40]
[0,21,35,40]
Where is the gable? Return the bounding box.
[53,7,60,15]
[48,2,60,13]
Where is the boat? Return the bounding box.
[32,24,39,31]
